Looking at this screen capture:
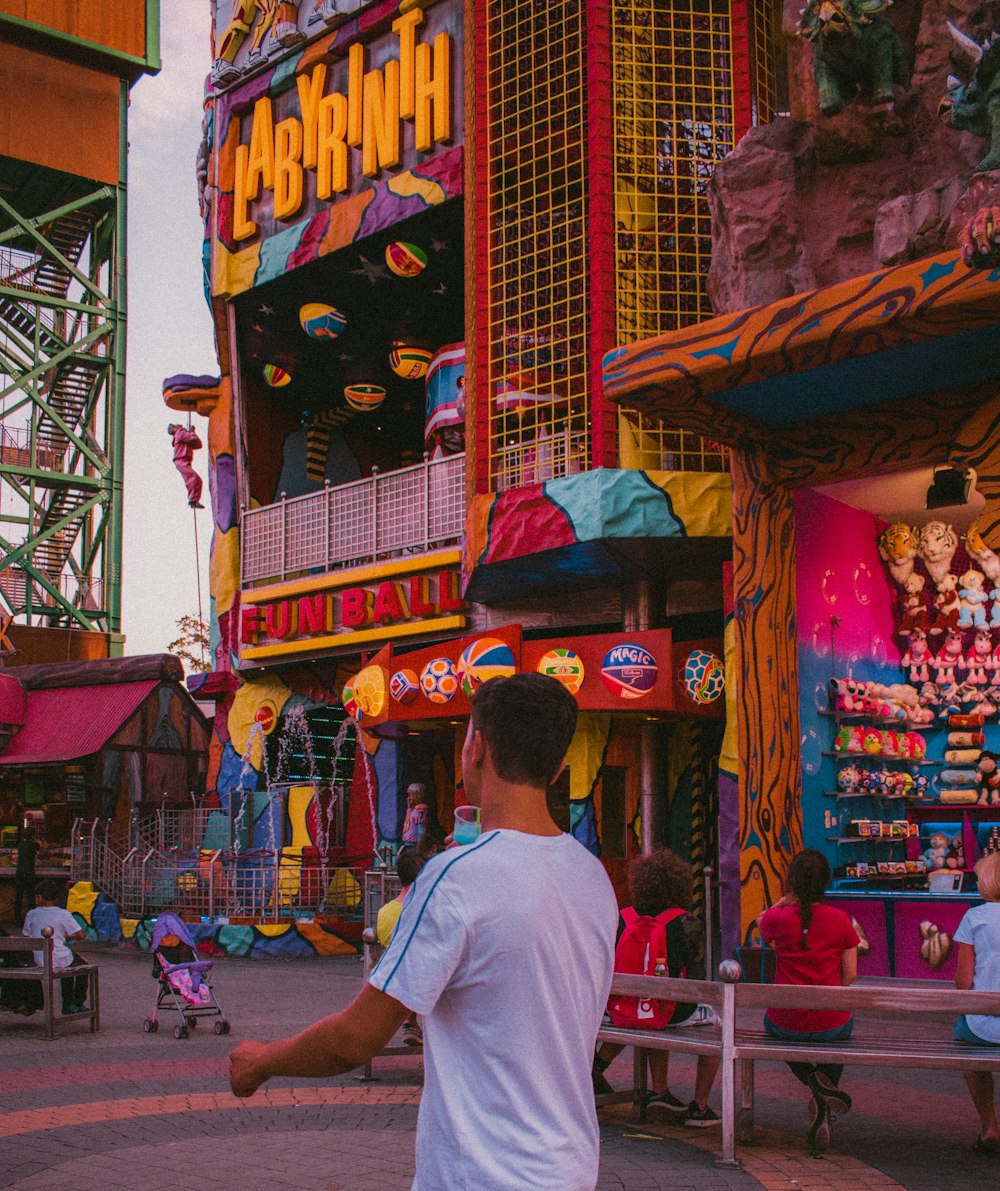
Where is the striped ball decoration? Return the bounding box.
[683,649,725,705]
[298,302,347,340]
[385,240,428,278]
[389,342,433,380]
[344,383,386,412]
[456,638,517,698]
[263,363,291,388]
[390,668,419,705]
[600,643,658,700]
[536,648,585,695]
[341,677,359,720]
[420,657,459,704]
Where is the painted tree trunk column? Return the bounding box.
[730,448,802,935]
[624,579,657,853]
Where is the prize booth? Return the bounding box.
[604,245,1000,978]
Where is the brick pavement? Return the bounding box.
[1,946,998,1189]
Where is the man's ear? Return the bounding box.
[467,728,486,767]
[549,757,568,786]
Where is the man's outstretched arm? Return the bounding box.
[229,983,411,1097]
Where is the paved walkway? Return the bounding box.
[1,945,998,1189]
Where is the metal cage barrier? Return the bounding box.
[72,817,372,924]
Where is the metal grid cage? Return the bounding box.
[483,0,591,492]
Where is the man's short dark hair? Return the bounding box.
[395,846,425,887]
[470,673,577,788]
[35,879,64,904]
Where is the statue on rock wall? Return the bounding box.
[941,21,1000,172]
[797,0,911,126]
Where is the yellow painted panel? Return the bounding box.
[241,614,467,660]
[247,549,461,601]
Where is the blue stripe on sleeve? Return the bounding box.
[371,830,500,991]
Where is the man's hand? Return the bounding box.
[230,1039,271,1098]
[960,206,1000,267]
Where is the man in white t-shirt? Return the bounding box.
[230,673,618,1190]
[23,880,89,1014]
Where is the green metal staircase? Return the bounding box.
[0,175,122,632]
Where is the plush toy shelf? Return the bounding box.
[823,790,927,800]
[818,710,932,730]
[823,751,940,765]
[827,835,911,844]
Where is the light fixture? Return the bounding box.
[926,466,974,510]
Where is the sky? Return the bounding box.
[121,0,217,657]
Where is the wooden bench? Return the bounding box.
[0,930,100,1039]
[726,970,1000,1164]
[596,965,1000,1168]
[596,972,724,1117]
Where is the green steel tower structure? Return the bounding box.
[0,3,159,650]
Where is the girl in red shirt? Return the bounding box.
[759,849,859,1155]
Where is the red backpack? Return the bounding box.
[606,906,687,1029]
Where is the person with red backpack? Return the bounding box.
[592,848,721,1126]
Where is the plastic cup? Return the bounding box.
[453,804,481,845]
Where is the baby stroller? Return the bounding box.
[143,912,230,1039]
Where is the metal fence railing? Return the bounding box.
[72,817,373,924]
[241,453,466,587]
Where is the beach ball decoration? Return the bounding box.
[263,363,291,388]
[389,342,433,380]
[390,668,419,705]
[600,643,658,700]
[456,638,517,698]
[385,240,428,278]
[344,383,386,412]
[298,302,347,340]
[536,648,585,696]
[683,649,725,705]
[341,676,359,719]
[420,657,459,704]
[353,665,387,720]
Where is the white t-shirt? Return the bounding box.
[369,829,618,1191]
[24,905,82,970]
[954,899,1000,1043]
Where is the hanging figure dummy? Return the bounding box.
[168,423,205,509]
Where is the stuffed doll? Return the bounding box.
[877,522,919,588]
[902,630,933,684]
[934,630,966,685]
[905,731,926,759]
[958,569,989,629]
[919,521,959,585]
[978,750,1000,806]
[898,572,927,637]
[965,521,1000,582]
[835,725,865,753]
[930,573,961,636]
[947,833,966,870]
[862,726,885,755]
[922,832,951,869]
[966,628,995,685]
